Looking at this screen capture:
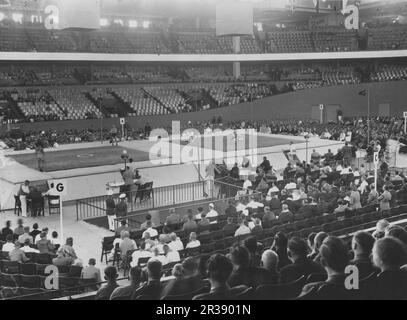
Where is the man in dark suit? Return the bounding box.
[260,157,271,173]
[225,201,237,218]
[280,237,325,284]
[262,206,276,229]
[350,231,379,279]
[278,204,293,224]
[193,254,247,300]
[132,259,163,300]
[161,257,208,298]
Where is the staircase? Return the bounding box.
[110,90,135,115]
[84,92,110,117]
[141,87,174,114]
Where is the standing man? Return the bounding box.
[116,194,128,225]
[205,161,215,197]
[106,190,116,232]
[35,142,45,172]
[17,180,30,218]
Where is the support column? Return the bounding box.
[232,36,241,79]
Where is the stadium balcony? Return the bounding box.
[368,26,407,51]
[266,30,314,53]
[312,28,358,52]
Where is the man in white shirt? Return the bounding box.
[130,243,153,268]
[151,247,169,266]
[246,197,264,210]
[243,179,252,190]
[2,235,15,252]
[235,200,247,213]
[142,222,158,239]
[18,227,33,245]
[164,245,181,263]
[35,227,49,244]
[206,203,218,218]
[234,220,251,237]
[21,240,39,253]
[168,233,184,252]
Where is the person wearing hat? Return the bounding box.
[115,194,128,223]
[106,190,116,232]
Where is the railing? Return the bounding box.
[114,180,261,229]
[76,180,208,221]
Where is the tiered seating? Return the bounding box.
[143,87,191,113]
[11,89,64,121]
[313,29,356,52]
[125,32,170,54]
[368,26,407,50]
[31,66,78,85]
[266,31,313,53]
[0,24,30,51]
[175,32,226,54]
[48,88,102,120]
[114,87,169,116]
[320,65,361,85]
[217,36,262,54]
[127,65,174,83]
[184,65,233,82]
[91,66,131,84]
[0,252,99,300]
[371,64,407,82]
[88,31,132,53]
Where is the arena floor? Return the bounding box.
[177,133,301,151]
[9,146,151,172]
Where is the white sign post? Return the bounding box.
[403,112,407,134]
[51,179,67,242]
[120,118,125,141]
[319,104,324,124]
[373,152,379,192]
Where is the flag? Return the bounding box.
[358,89,367,96]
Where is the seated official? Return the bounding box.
[95,266,120,301]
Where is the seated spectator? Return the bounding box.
[119,231,137,259]
[372,237,407,300]
[243,236,261,267]
[206,203,219,219]
[165,208,181,227]
[151,247,169,266]
[372,219,390,239]
[9,242,29,263]
[13,219,25,236]
[21,239,39,253]
[225,200,237,218]
[234,217,251,237]
[18,226,33,245]
[280,237,325,284]
[37,232,55,253]
[168,232,184,252]
[142,221,158,239]
[111,266,142,300]
[2,234,15,252]
[35,227,49,243]
[2,221,13,240]
[50,231,61,249]
[60,237,79,262]
[163,244,181,263]
[197,213,210,233]
[350,231,379,279]
[186,232,201,249]
[142,232,156,251]
[132,259,163,300]
[228,245,274,288]
[81,258,102,290]
[223,217,237,233]
[272,232,292,271]
[385,225,407,246]
[130,242,153,267]
[161,257,209,298]
[182,211,198,235]
[278,204,293,223]
[261,249,279,284]
[250,218,263,233]
[262,205,276,229]
[300,236,350,298]
[171,264,183,279]
[95,266,120,300]
[309,232,329,263]
[193,254,248,300]
[116,220,131,237]
[140,214,155,230]
[195,207,204,220]
[29,223,41,240]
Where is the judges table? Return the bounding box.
[106,178,151,194]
